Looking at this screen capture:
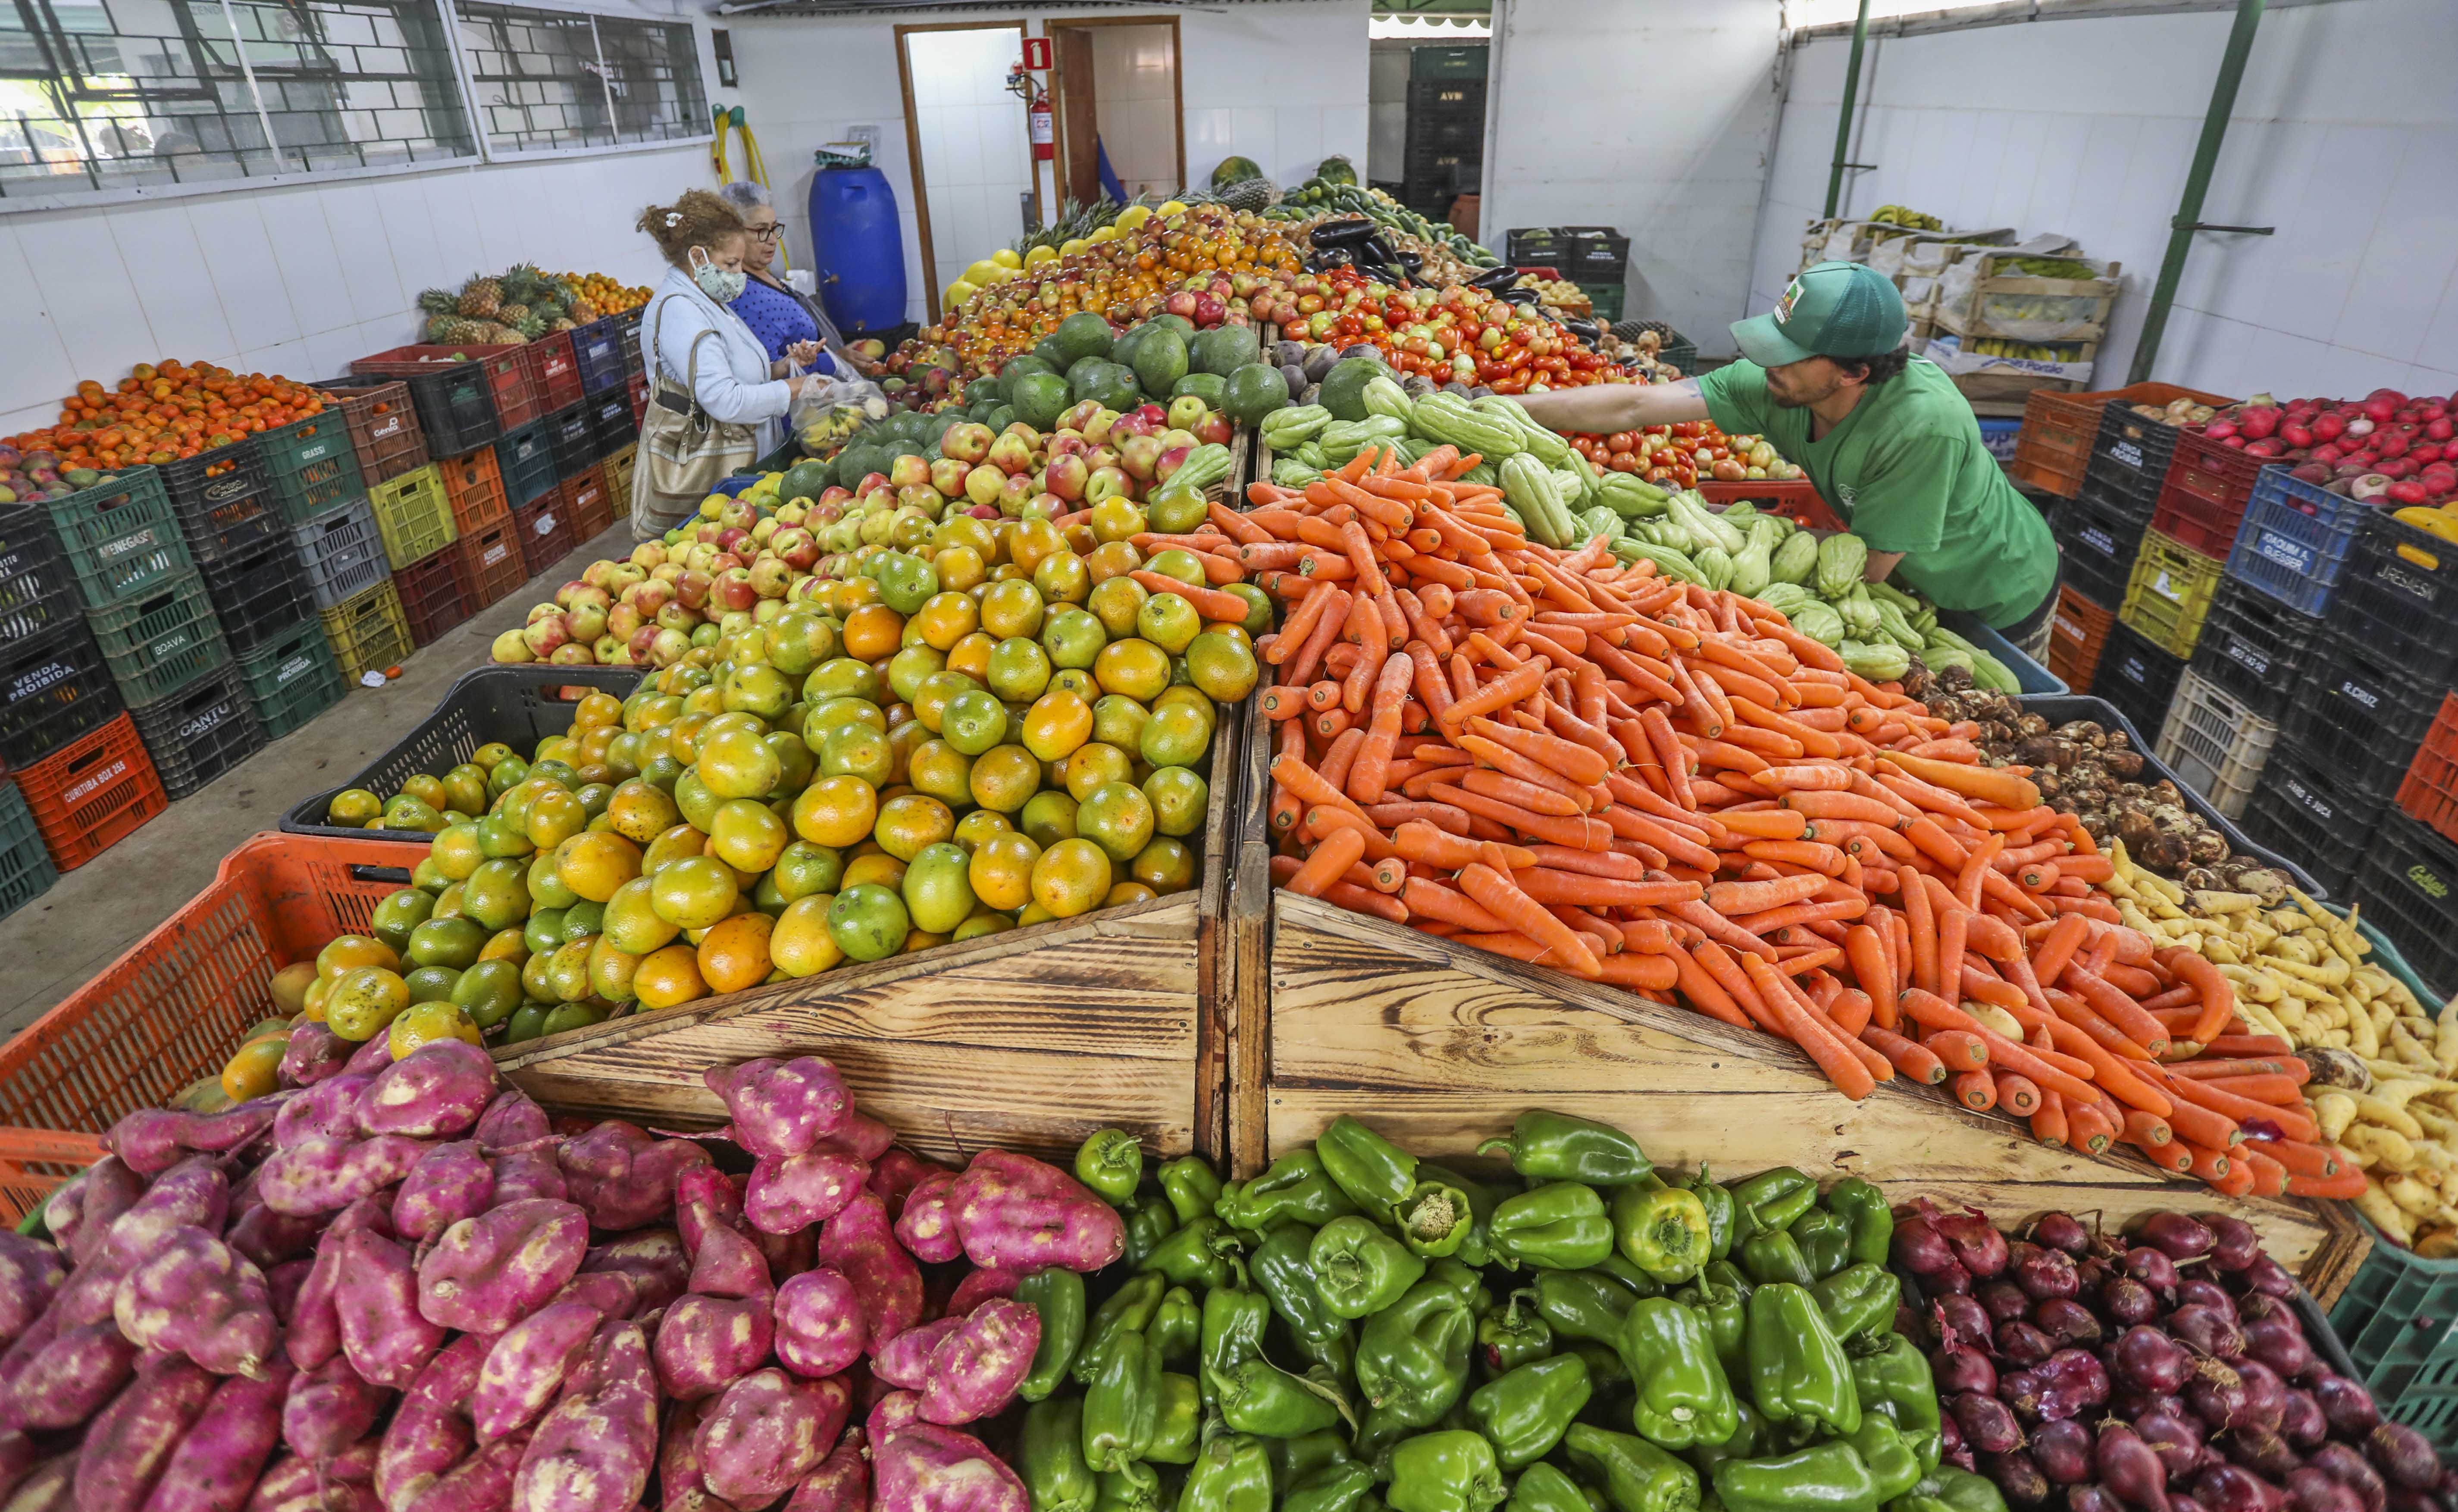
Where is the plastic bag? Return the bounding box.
[792,373,892,456]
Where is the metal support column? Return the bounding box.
[1822,0,1873,220]
[2128,0,2268,384]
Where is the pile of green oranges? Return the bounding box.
[292,502,1265,1052]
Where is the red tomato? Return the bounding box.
[1609,450,1639,472]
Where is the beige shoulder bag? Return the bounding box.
[630,296,758,540]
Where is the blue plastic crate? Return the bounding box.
[1978,418,2021,464]
[2224,469,2372,616]
[572,317,628,396]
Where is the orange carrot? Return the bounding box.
[2030,1090,2069,1149]
[1287,828,1367,898]
[1861,1025,1946,1083]
[1925,1028,1988,1074]
[1457,863,1602,977]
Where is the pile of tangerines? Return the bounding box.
[9,359,330,472]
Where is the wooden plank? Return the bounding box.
[1227,686,1277,1178]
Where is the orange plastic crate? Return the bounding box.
[438,447,513,536]
[565,467,614,540]
[2399,693,2458,850]
[2048,583,2117,694]
[18,714,166,871]
[453,517,529,610]
[2013,382,2233,499]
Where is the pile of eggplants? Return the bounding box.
[1888,1203,2452,1512]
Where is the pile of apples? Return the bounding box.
[2202,389,2457,507]
[0,444,100,505]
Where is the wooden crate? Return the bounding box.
[495,696,1256,1167]
[1932,254,2121,345]
[1221,714,2369,1294]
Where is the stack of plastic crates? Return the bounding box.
[2154,666,2279,821]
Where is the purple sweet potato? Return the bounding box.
[675,1169,744,1242]
[474,1302,601,1443]
[744,1153,866,1237]
[552,1271,637,1319]
[257,1135,429,1217]
[657,1399,719,1512]
[416,1197,588,1334]
[274,1075,374,1150]
[0,1313,57,1409]
[473,1092,551,1154]
[283,1196,392,1371]
[402,1431,528,1512]
[3,1317,137,1429]
[771,1269,865,1380]
[0,1236,62,1350]
[0,1431,44,1505]
[809,1193,921,1356]
[946,1150,1124,1274]
[684,1216,771,1303]
[582,1231,690,1317]
[488,1144,567,1208]
[140,1360,292,1512]
[105,1102,284,1176]
[73,1356,218,1512]
[868,1397,1027,1512]
[113,1224,279,1378]
[513,1320,658,1512]
[344,1036,395,1076]
[240,1459,316,1512]
[558,1124,712,1233]
[38,1174,88,1263]
[281,1355,390,1462]
[865,1152,939,1225]
[64,1157,145,1266]
[100,1156,231,1273]
[651,1293,773,1402]
[809,1112,895,1165]
[3,1455,72,1512]
[357,1042,495,1140]
[701,1060,849,1162]
[753,1226,815,1287]
[323,1435,380,1491]
[870,1318,963,1391]
[944,1268,1022,1317]
[917,1298,1038,1426]
[226,1204,322,1271]
[333,1229,446,1389]
[376,1332,488,1510]
[891,1172,961,1265]
[696,1371,849,1508]
[783,1430,867,1512]
[393,1143,496,1241]
[278,1022,351,1090]
[266,1258,312,1326]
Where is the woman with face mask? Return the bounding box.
[714,179,867,377]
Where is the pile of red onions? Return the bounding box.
[1891,1203,2452,1512]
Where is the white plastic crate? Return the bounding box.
[2155,665,2279,822]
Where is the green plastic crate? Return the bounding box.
[0,780,54,924]
[236,619,348,740]
[1410,44,1487,80]
[368,463,457,570]
[85,568,232,706]
[1577,281,1625,323]
[37,468,192,609]
[259,412,368,525]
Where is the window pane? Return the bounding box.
[595,15,700,145]
[453,0,608,153]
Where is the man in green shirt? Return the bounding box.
[1517,261,2060,653]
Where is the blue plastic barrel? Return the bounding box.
[808,166,907,336]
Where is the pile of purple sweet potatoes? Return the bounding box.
[0,1030,1124,1512]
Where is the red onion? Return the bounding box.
[2365,1425,2440,1491]
[2005,1368,2047,1424]
[2241,1256,2296,1300]
[1938,1208,2012,1278]
[2384,1491,2442,1512]
[2223,1426,2301,1478]
[1943,1406,1974,1472]
[2114,1325,2195,1394]
[1955,1390,2025,1453]
[2104,1275,2162,1326]
[2034,1419,2096,1483]
[2280,1390,2327,1450]
[2290,1467,2364,1512]
[2237,1359,2289,1432]
[2100,1421,2177,1512]
[1982,1280,2034,1322]
[1988,1450,2053,1509]
[2073,1487,2128,1512]
[2171,1305,2249,1359]
[2312,1443,2388,1512]
[1937,1293,1995,1349]
[2196,1463,2286,1512]
[2040,1348,2111,1418]
[2140,1410,2208,1478]
[2204,1215,2261,1274]
[2177,1279,2239,1316]
[2129,1246,2185,1294]
[2138,1213,2217,1263]
[1998,1320,2054,1365]
[2018,1247,2084,1302]
[1932,1259,1976,1296]
[2189,1362,2253,1431]
[2032,1211,2092,1256]
[2033,1296,2103,1348]
[1896,1303,1925,1341]
[1934,1344,1999,1396]
[1895,1202,1960,1277]
[2312,1375,2381,1439]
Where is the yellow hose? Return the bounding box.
[712,105,784,271]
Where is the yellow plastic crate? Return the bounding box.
[368,462,457,569]
[319,579,413,681]
[2119,528,2225,662]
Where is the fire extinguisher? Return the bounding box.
[1008,64,1054,162]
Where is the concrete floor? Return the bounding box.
[0,520,635,1041]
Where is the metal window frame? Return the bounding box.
[445,0,708,162]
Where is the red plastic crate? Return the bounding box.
[629,371,649,428]
[2399,693,2458,850]
[453,517,529,610]
[1696,479,1841,533]
[526,331,583,415]
[2151,425,2272,559]
[316,379,428,487]
[564,468,614,541]
[512,491,577,580]
[352,344,540,432]
[17,714,167,872]
[393,544,473,647]
[437,447,513,536]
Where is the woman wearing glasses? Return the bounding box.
[714,180,862,378]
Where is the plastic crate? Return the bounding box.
[164,449,285,569]
[0,620,121,772]
[346,349,501,457]
[353,343,535,439]
[585,390,634,463]
[452,517,529,611]
[2399,692,2458,850]
[604,443,637,512]
[2328,1213,2458,1453]
[2150,425,2270,559]
[2241,739,2386,900]
[129,662,263,802]
[2188,578,2326,726]
[2223,469,2371,617]
[392,545,473,648]
[563,468,614,541]
[0,831,413,1155]
[2047,584,2116,695]
[235,618,348,742]
[629,372,649,429]
[2118,528,2226,660]
[196,531,315,661]
[289,497,392,611]
[2356,811,2458,1003]
[37,468,190,610]
[2092,621,2187,747]
[2085,400,2190,519]
[282,665,642,839]
[617,311,642,378]
[366,463,456,570]
[16,714,166,871]
[254,412,366,526]
[2055,484,2151,615]
[2013,391,2116,498]
[0,502,80,645]
[2324,510,2458,693]
[0,780,55,925]
[526,331,583,415]
[545,403,594,482]
[85,569,229,708]
[495,418,560,510]
[2277,628,2445,806]
[320,580,413,682]
[438,447,513,536]
[311,379,428,487]
[2154,666,2277,821]
[571,318,626,395]
[512,492,576,579]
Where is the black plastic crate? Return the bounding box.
[2242,739,2386,901]
[545,403,594,482]
[586,390,635,462]
[157,441,276,542]
[2054,484,2150,610]
[0,503,79,645]
[128,662,262,801]
[1407,109,1485,153]
[2276,628,2445,806]
[572,316,628,396]
[164,458,286,569]
[0,619,121,772]
[2325,510,2458,692]
[197,532,316,660]
[2084,403,2185,518]
[2355,810,2458,1001]
[617,312,642,378]
[495,418,559,509]
[2091,621,2187,748]
[2188,578,2326,727]
[280,665,643,839]
[351,353,504,458]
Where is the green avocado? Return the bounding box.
[1171,373,1228,406]
[1002,353,1057,384]
[1319,356,1391,423]
[1131,328,1190,401]
[1222,363,1291,426]
[1052,311,1116,366]
[1189,324,1260,378]
[780,459,833,503]
[965,373,1006,407]
[1073,362,1142,415]
[1011,372,1072,431]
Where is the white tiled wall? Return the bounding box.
[908,25,1037,306]
[1090,24,1179,202]
[1752,0,2458,397]
[1367,42,1412,185]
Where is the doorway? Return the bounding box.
[897,21,1040,322]
[1049,18,1183,210]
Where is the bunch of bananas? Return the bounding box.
[1866,204,1943,238]
[1998,256,2101,280]
[1964,337,2090,361]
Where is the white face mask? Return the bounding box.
[689,248,745,303]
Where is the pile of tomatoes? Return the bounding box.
[1569,420,1797,488]
[10,359,329,472]
[1302,267,1624,394]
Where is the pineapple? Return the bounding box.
[570,299,601,324]
[497,303,532,329]
[457,275,503,320]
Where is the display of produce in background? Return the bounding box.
[1569,421,1806,488]
[558,270,653,315]
[2187,391,2458,512]
[6,360,329,471]
[415,264,600,345]
[1267,174,1500,272]
[1278,269,1620,394]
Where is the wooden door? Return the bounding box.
[1053,25,1101,207]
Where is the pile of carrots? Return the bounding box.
[1182,441,2367,1204]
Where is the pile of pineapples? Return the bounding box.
[416,264,600,345]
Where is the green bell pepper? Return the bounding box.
[1688,1164,1736,1261]
[1152,1286,1201,1367]
[1490,1183,1614,1271]
[1396,1180,1475,1259]
[1355,1276,1475,1428]
[1689,1397,1766,1483]
[1737,1230,1813,1289]
[1142,1216,1244,1292]
[1268,1431,1351,1492]
[1702,1259,1753,1296]
[1023,1397,1099,1512]
[1476,1292,1553,1374]
[1209,1358,1349,1437]
[1811,1262,1900,1344]
[1126,1196,1178,1268]
[1745,1283,1860,1437]
[1572,1339,1632,1390]
[1725,1168,1814,1241]
[1285,1463,1377,1512]
[1159,1156,1224,1227]
[1310,1216,1426,1319]
[1564,1425,1702,1512]
[1219,1149,1358,1232]
[1889,1468,2008,1512]
[1822,1177,1893,1268]
[1177,1433,1272,1512]
[1478,1110,1653,1187]
[1673,1278,1750,1382]
[1508,1465,1600,1512]
[1848,1418,1923,1503]
[1019,1267,1088,1402]
[1612,1178,1713,1284]
[1149,1373,1200,1465]
[1077,1128,1144,1206]
[1850,1333,1941,1441]
[1465,1352,1591,1469]
[1616,1297,1740,1450]
[1098,1463,1166,1512]
[1084,1328,1163,1472]
[1318,1115,1418,1218]
[1426,1257,1492,1316]
[1418,1162,1500,1267]
[1077,1272,1166,1384]
[1596,1255,1666,1298]
[1533,1269,1638,1345]
[1713,1442,1878,1512]
[1251,1223,1355,1375]
[1790,1209,1851,1281]
[1201,1286,1270,1400]
[1387,1431,1506,1512]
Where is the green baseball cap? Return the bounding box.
[1731,261,1907,367]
